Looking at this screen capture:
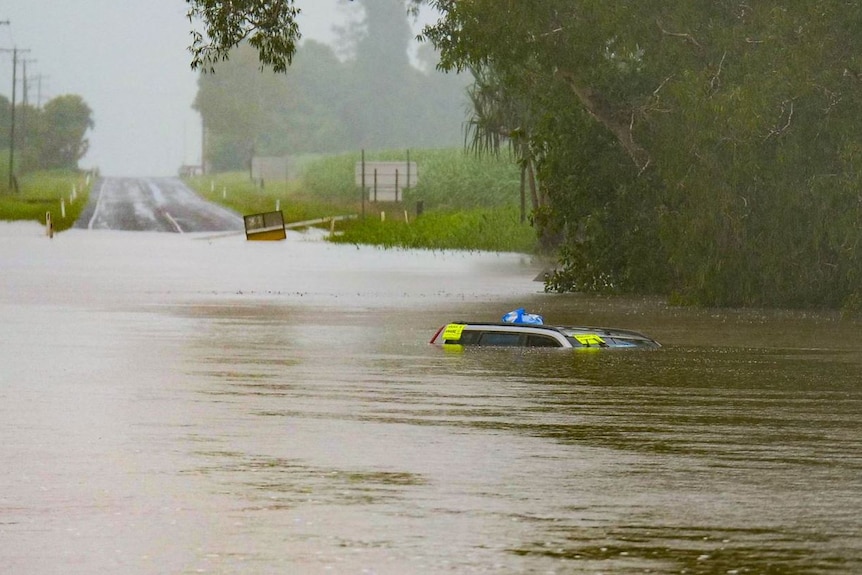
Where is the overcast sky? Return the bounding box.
[0,1,432,177]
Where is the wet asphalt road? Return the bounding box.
[76,177,243,233]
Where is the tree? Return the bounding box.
[418,1,862,308]
[187,0,302,72]
[33,95,94,170]
[194,39,354,170]
[339,0,420,148]
[193,1,468,164]
[186,1,862,308]
[185,0,431,73]
[462,65,545,230]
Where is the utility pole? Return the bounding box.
[0,21,9,191]
[32,74,47,108]
[1,47,31,191]
[9,47,18,191]
[22,58,36,106]
[21,58,36,157]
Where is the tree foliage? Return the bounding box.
[194,0,468,171]
[186,0,305,72]
[189,0,862,308]
[35,95,95,170]
[194,39,353,170]
[3,94,94,176]
[420,1,862,309]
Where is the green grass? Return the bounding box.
[188,148,537,253]
[0,170,93,232]
[302,148,522,208]
[331,205,537,253]
[185,172,358,224]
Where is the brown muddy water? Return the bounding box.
[1,222,861,574]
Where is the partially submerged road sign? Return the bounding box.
[244,210,286,241]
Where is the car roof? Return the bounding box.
[453,322,648,335]
[442,322,660,345]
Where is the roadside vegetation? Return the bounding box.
[0,89,95,233]
[185,148,537,254]
[185,169,351,225]
[0,162,92,232]
[190,2,862,309]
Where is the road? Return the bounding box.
[76,177,243,233]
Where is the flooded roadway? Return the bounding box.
[1,221,861,574]
[78,177,243,233]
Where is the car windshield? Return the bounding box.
[558,328,658,349]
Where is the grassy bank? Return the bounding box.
[185,171,354,224]
[330,206,535,252]
[0,169,93,232]
[188,149,537,253]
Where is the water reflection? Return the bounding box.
[186,452,427,511]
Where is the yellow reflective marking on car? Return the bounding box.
[575,346,602,353]
[442,323,466,342]
[575,334,605,346]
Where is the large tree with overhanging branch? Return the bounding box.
[187,0,862,309]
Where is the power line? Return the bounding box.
[1,47,32,190]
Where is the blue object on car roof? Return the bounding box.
[501,308,544,325]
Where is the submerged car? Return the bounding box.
[430,321,661,349]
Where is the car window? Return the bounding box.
[606,337,656,348]
[456,330,481,345]
[477,332,522,346]
[525,335,562,348]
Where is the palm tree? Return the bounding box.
[463,65,545,223]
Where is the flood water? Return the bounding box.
[2,222,861,574]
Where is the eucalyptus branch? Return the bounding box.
[709,51,726,93]
[656,19,702,48]
[764,99,795,140]
[653,75,673,97]
[555,69,651,172]
[639,76,674,117]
